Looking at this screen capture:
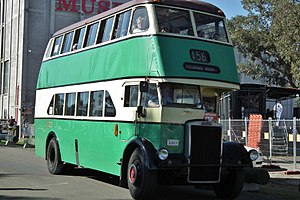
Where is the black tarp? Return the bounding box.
[266,86,300,100]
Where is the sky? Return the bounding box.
[203,0,248,19]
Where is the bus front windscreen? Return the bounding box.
[160,83,202,109]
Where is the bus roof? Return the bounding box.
[53,0,225,37]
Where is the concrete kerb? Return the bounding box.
[268,171,300,193]
[261,163,300,188]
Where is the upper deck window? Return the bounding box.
[73,27,86,50]
[51,36,63,56]
[193,12,228,42]
[130,7,149,34]
[113,10,132,39]
[155,7,193,35]
[62,32,74,54]
[44,39,54,58]
[98,17,114,43]
[85,22,99,47]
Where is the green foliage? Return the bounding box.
[228,0,300,87]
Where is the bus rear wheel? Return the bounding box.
[46,137,64,175]
[127,148,157,200]
[213,168,244,199]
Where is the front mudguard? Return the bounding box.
[119,138,158,187]
[222,142,252,167]
[222,142,269,185]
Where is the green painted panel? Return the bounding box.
[35,119,135,175]
[37,36,161,89]
[138,123,184,153]
[157,36,239,83]
[34,120,48,158]
[35,118,185,175]
[37,36,238,89]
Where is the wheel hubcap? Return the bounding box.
[129,164,138,184]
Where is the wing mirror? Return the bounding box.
[139,81,148,93]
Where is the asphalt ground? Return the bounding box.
[1,139,300,198]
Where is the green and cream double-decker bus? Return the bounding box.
[35,0,268,199]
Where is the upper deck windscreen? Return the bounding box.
[155,6,228,43]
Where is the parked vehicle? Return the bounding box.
[245,146,264,166]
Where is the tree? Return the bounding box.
[228,0,300,87]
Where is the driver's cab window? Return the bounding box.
[203,96,217,113]
[160,85,174,106]
[141,83,159,107]
[159,83,202,109]
[124,85,138,107]
[130,7,149,34]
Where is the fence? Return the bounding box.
[220,116,300,170]
[0,119,35,147]
[0,119,18,145]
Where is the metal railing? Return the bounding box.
[220,117,300,170]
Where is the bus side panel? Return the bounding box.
[75,121,131,176]
[34,118,77,164]
[55,120,77,165]
[35,118,135,176]
[37,37,161,89]
[34,119,48,158]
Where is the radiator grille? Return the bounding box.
[188,125,222,182]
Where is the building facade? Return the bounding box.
[0,0,129,130]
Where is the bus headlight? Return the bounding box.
[157,148,169,161]
[249,150,259,161]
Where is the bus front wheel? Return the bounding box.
[46,137,64,175]
[127,148,157,200]
[213,168,244,199]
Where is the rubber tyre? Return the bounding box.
[46,137,64,175]
[127,148,157,200]
[213,169,245,199]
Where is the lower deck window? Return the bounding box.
[90,90,104,116]
[47,90,116,118]
[54,93,64,115]
[77,92,89,116]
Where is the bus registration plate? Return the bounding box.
[167,139,179,147]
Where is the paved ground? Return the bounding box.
[1,139,300,199]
